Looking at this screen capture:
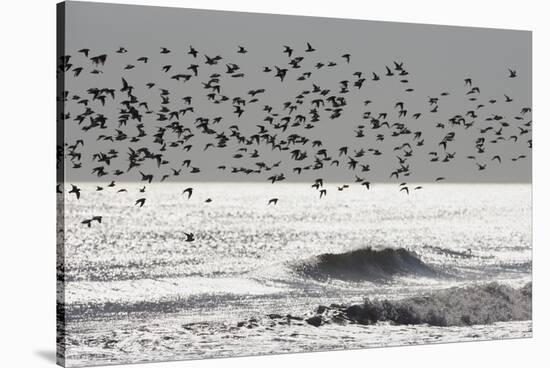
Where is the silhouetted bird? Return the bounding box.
[69,184,81,199]
[182,187,193,199]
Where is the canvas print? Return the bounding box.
[56,2,532,367]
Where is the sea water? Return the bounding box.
[58,183,531,366]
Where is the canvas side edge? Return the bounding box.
[56,2,67,367]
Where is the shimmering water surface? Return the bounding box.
[59,183,531,367]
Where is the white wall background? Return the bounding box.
[0,0,547,367]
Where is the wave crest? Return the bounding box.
[293,247,438,281]
[308,282,532,327]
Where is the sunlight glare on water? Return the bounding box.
[60,183,531,367]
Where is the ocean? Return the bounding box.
[58,183,532,366]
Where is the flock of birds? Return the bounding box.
[57,42,531,234]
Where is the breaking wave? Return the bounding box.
[292,247,439,281]
[305,282,532,327]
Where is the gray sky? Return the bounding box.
[61,1,532,183]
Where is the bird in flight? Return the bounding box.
[188,45,198,58]
[182,187,193,199]
[81,216,102,227]
[69,184,81,200]
[135,198,146,207]
[139,172,153,183]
